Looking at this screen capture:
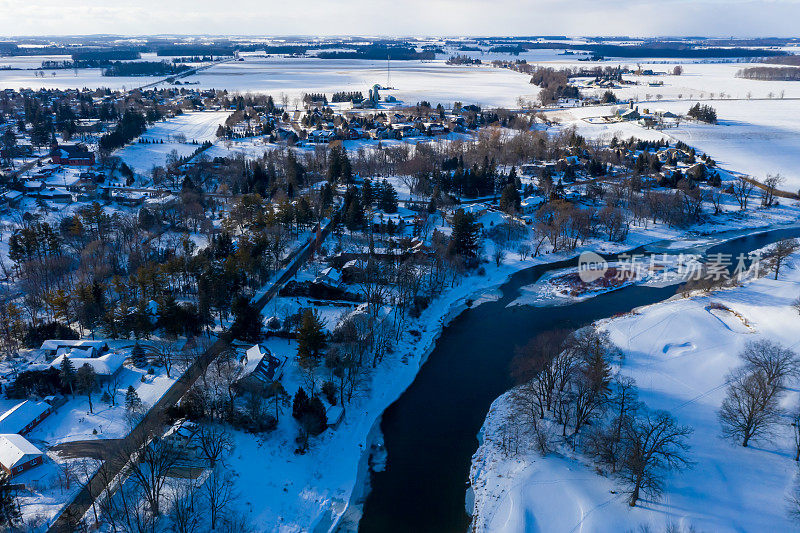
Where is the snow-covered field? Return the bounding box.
[115,111,230,174]
[162,56,538,108]
[470,252,800,532]
[0,66,162,91]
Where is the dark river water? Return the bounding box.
[358,226,800,533]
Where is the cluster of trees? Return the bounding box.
[446,54,482,65]
[303,93,328,106]
[503,328,692,507]
[98,110,150,153]
[317,45,434,61]
[687,103,718,124]
[102,61,191,77]
[529,67,581,104]
[331,91,364,103]
[736,67,800,81]
[362,178,399,213]
[79,423,243,533]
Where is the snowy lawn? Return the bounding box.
[115,111,230,175]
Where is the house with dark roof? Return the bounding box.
[238,344,287,386]
[51,144,95,166]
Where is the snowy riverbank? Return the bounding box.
[469,248,800,532]
[236,203,800,531]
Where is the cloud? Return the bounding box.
[1,0,799,36]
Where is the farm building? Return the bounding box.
[0,434,43,477]
[51,144,95,166]
[0,400,53,435]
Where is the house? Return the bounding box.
[22,180,44,195]
[315,267,342,287]
[51,144,95,166]
[520,195,546,214]
[35,187,72,203]
[0,434,43,477]
[112,192,146,206]
[49,351,127,381]
[619,108,640,121]
[239,344,287,385]
[0,190,22,208]
[41,339,109,359]
[0,400,53,435]
[307,129,335,144]
[163,420,201,459]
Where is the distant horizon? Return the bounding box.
[2,0,800,38]
[2,34,800,40]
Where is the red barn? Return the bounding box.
[0,434,43,477]
[51,144,95,166]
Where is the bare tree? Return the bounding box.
[731,176,755,210]
[170,480,200,533]
[566,328,614,434]
[146,340,182,378]
[618,409,692,506]
[585,376,640,473]
[127,436,180,516]
[517,243,531,261]
[203,465,236,530]
[791,405,800,462]
[762,174,785,207]
[197,423,234,467]
[719,368,781,447]
[105,372,122,407]
[768,238,799,280]
[493,247,506,267]
[739,339,799,389]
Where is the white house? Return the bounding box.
[40,339,109,359]
[315,267,342,287]
[50,351,127,380]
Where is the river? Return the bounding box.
[357,226,800,533]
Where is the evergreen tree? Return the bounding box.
[0,473,20,529]
[343,188,366,231]
[131,342,148,368]
[76,363,97,413]
[306,396,328,435]
[297,309,326,368]
[292,387,310,420]
[362,179,375,207]
[447,209,481,261]
[60,355,75,396]
[378,180,399,213]
[125,385,143,413]
[229,296,263,342]
[499,183,521,214]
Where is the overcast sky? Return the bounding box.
[1,0,799,37]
